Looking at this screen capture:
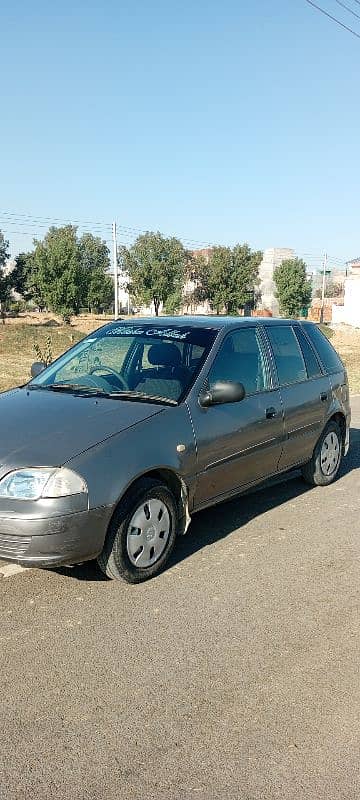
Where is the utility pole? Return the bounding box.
[112,221,118,319]
[320,251,327,324]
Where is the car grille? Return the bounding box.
[0,534,31,557]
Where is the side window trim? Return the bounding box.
[256,326,278,391]
[251,326,273,393]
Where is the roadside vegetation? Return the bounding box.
[1,224,359,395]
[0,222,325,325]
[0,227,114,323]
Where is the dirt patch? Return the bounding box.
[3,311,114,333]
[330,325,360,394]
[0,322,84,392]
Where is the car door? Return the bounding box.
[264,324,331,470]
[188,326,285,509]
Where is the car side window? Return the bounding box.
[294,326,322,379]
[208,328,270,395]
[266,325,306,386]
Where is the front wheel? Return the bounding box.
[302,421,342,487]
[97,478,178,583]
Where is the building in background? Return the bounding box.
[346,257,360,276]
[257,248,295,316]
[310,267,346,298]
[332,257,360,327]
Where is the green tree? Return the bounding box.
[0,231,10,310]
[163,288,183,314]
[9,252,30,297]
[9,251,44,305]
[87,268,114,312]
[120,231,187,316]
[274,258,312,317]
[78,233,111,273]
[32,225,87,321]
[198,243,262,314]
[78,233,112,311]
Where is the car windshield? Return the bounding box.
[30,322,218,404]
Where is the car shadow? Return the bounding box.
[171,423,359,568]
[53,560,108,582]
[52,425,359,582]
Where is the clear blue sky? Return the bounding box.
[1,0,359,266]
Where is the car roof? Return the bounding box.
[112,315,308,330]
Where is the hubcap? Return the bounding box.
[127,498,171,568]
[320,431,340,476]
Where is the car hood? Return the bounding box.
[0,387,164,472]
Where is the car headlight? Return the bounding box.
[0,468,87,501]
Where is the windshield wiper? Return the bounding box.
[28,384,177,404]
[28,383,111,397]
[105,391,177,406]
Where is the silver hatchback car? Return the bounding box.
[0,317,350,583]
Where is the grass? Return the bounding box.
[338,350,360,395]
[0,322,84,392]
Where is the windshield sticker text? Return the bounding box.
[105,326,190,340]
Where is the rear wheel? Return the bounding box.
[302,420,342,487]
[97,478,178,583]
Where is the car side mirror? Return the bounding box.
[199,380,246,408]
[31,361,46,378]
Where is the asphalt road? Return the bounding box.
[1,399,360,800]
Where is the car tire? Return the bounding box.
[97,477,178,583]
[302,420,343,487]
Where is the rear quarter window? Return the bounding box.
[302,324,344,374]
[293,326,322,379]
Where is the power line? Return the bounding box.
[0,209,213,249]
[0,219,111,237]
[0,210,112,230]
[0,209,350,265]
[334,0,360,19]
[0,210,212,246]
[304,0,360,38]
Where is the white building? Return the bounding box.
[332,258,360,327]
[257,248,295,316]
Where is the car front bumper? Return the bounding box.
[0,506,113,567]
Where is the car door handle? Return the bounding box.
[320,392,328,402]
[265,407,277,419]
